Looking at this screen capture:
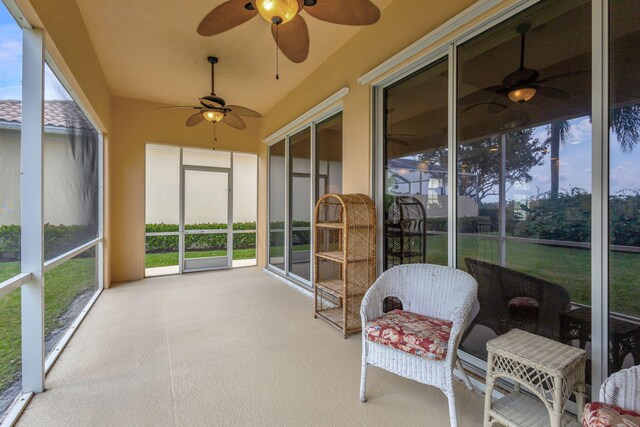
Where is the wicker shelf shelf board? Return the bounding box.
[491,392,580,427]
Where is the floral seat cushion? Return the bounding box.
[508,296,540,321]
[582,402,640,427]
[365,309,452,361]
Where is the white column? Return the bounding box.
[21,27,45,394]
[447,44,458,268]
[591,0,609,400]
[499,134,507,266]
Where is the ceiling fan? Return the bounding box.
[158,56,262,130]
[197,0,381,71]
[461,23,584,112]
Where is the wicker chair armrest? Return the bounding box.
[445,289,478,363]
[360,277,387,326]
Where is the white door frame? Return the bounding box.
[180,165,233,272]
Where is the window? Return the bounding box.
[0,3,23,417]
[289,128,312,282]
[455,0,592,371]
[267,111,343,287]
[43,64,102,358]
[608,0,640,376]
[268,140,286,271]
[316,113,343,199]
[0,6,103,421]
[383,58,449,269]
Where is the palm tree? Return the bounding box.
[547,120,571,196]
[611,104,640,153]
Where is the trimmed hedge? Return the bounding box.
[145,222,257,253]
[0,224,96,262]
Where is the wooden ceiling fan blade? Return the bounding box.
[186,113,205,127]
[459,86,505,105]
[197,0,258,36]
[304,0,380,25]
[537,70,588,84]
[536,86,569,99]
[222,112,246,130]
[386,137,409,146]
[488,102,509,114]
[225,105,262,118]
[271,15,309,63]
[462,101,508,114]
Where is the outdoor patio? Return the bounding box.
[16,268,484,426]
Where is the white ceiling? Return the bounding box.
[76,0,394,115]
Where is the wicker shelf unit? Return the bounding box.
[314,194,376,338]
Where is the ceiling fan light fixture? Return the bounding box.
[252,0,299,25]
[202,109,225,123]
[508,86,537,103]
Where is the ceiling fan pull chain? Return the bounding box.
[212,122,218,150]
[275,24,280,80]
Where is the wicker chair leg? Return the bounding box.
[360,361,367,402]
[456,358,474,391]
[446,391,458,427]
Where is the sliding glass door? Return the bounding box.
[289,128,312,282]
[375,0,640,398]
[456,0,592,369]
[608,0,640,377]
[267,112,343,287]
[383,57,449,269]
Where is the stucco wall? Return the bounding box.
[256,0,483,268]
[0,128,98,227]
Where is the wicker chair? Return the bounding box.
[582,365,640,425]
[600,365,640,411]
[463,258,571,341]
[359,264,478,427]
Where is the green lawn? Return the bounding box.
[0,257,96,395]
[145,248,257,268]
[423,234,640,316]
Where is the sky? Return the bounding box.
[0,3,71,101]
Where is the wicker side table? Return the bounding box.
[484,329,587,427]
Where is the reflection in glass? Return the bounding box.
[383,58,449,269]
[0,5,22,284]
[608,1,640,375]
[289,129,311,282]
[44,248,98,359]
[316,113,343,200]
[44,64,99,261]
[456,0,593,379]
[268,141,286,270]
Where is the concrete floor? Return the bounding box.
[17,267,485,426]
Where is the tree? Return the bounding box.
[420,128,546,203]
[611,104,640,153]
[547,120,571,196]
